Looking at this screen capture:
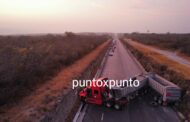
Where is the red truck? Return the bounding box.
[79,73,182,109]
[79,76,148,110]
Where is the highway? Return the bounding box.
[81,39,180,122]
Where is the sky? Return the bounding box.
[0,0,190,34]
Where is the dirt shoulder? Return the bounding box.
[0,41,109,122]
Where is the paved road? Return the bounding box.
[82,39,180,122]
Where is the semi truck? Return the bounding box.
[148,73,181,105]
[79,76,148,110]
[79,73,182,109]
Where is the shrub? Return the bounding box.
[0,33,108,105]
[125,33,190,56]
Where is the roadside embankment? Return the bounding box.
[0,40,110,122]
[121,38,190,121]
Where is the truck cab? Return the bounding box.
[79,78,109,105]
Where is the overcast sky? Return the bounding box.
[0,0,190,34]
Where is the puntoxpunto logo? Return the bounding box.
[72,78,140,89]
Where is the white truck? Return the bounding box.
[148,73,181,105]
[111,75,148,100]
[111,73,181,106]
[79,73,182,110]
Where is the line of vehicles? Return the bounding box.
[79,41,182,110]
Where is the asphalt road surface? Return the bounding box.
[82,39,180,122]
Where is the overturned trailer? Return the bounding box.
[148,73,181,105]
[110,75,148,100]
[111,73,182,105]
[79,76,149,110]
[79,73,182,109]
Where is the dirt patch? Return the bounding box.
[178,52,190,63]
[0,41,110,122]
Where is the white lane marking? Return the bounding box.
[177,112,186,120]
[101,113,104,121]
[73,103,83,122]
[78,104,88,122]
[162,107,169,113]
[75,91,78,95]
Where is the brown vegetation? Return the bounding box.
[0,36,110,122]
[0,33,108,106]
[0,39,109,122]
[125,33,190,56]
[126,39,190,80]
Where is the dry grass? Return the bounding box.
[125,33,190,56]
[0,33,108,106]
[0,40,110,122]
[127,39,190,79]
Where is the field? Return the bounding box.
[0,33,108,106]
[125,33,190,56]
